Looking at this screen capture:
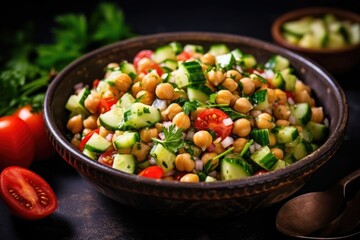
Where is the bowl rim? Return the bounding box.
[271,7,360,54]
[44,31,349,190]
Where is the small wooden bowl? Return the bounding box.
[271,7,360,75]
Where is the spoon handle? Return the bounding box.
[338,168,360,200]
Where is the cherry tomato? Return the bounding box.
[78,128,100,151]
[98,150,118,167]
[0,166,57,220]
[97,98,117,114]
[194,108,233,140]
[138,166,164,179]
[13,105,56,161]
[0,116,35,170]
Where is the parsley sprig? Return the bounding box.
[0,3,134,116]
[152,125,184,154]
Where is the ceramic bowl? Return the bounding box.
[44,32,348,218]
[271,7,360,75]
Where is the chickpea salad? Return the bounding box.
[65,42,329,182]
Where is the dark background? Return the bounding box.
[1,1,360,239]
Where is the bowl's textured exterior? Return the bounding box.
[44,32,348,218]
[271,7,360,75]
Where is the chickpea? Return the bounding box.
[102,87,119,99]
[206,69,225,86]
[233,97,253,114]
[274,89,287,105]
[221,78,238,92]
[225,70,242,82]
[155,83,174,100]
[67,114,83,134]
[276,119,290,127]
[212,142,225,155]
[273,105,291,120]
[131,142,151,161]
[256,113,275,129]
[172,112,191,130]
[136,90,155,105]
[200,53,216,66]
[165,103,183,120]
[239,77,255,95]
[201,152,219,171]
[232,138,248,153]
[271,147,284,159]
[84,92,101,114]
[294,90,312,104]
[232,118,251,137]
[295,80,311,94]
[216,90,233,105]
[140,128,159,143]
[193,130,213,151]
[114,73,132,92]
[131,81,142,98]
[142,71,161,93]
[83,115,98,130]
[311,107,324,123]
[269,132,276,146]
[99,126,112,138]
[267,88,276,105]
[190,107,206,121]
[180,173,199,183]
[70,135,80,148]
[82,128,92,136]
[137,58,153,73]
[175,153,195,172]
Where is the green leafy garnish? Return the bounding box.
[152,125,184,154]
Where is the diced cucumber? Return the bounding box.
[187,84,213,103]
[283,152,297,164]
[298,33,318,49]
[280,68,297,91]
[160,59,178,72]
[82,148,97,160]
[250,128,270,146]
[250,145,279,171]
[114,131,140,149]
[169,41,183,54]
[99,107,125,131]
[252,89,269,110]
[183,44,204,53]
[120,61,137,79]
[273,126,299,144]
[122,102,161,130]
[282,17,313,37]
[116,92,135,109]
[283,32,300,45]
[112,154,136,174]
[327,32,346,49]
[84,132,111,153]
[137,160,151,170]
[175,61,206,88]
[216,53,236,70]
[306,121,329,142]
[349,23,360,45]
[154,45,177,63]
[220,158,252,180]
[65,87,90,117]
[208,43,230,56]
[310,19,328,47]
[240,54,257,69]
[205,176,217,182]
[230,48,243,63]
[271,71,286,90]
[273,159,288,170]
[289,103,312,126]
[265,55,290,71]
[291,139,313,160]
[150,144,176,173]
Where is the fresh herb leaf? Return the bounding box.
[152,125,184,154]
[217,106,251,120]
[183,100,202,114]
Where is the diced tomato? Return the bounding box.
[138,166,164,179]
[285,90,295,100]
[133,50,154,69]
[98,150,118,167]
[78,128,100,151]
[194,108,233,140]
[97,97,117,114]
[92,79,100,89]
[176,51,194,61]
